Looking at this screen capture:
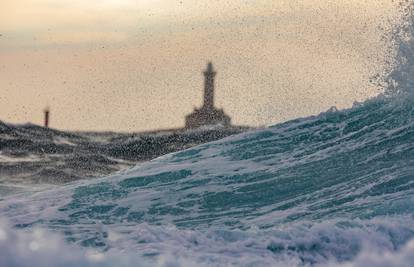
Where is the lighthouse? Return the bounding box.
[185,62,231,129]
[203,62,216,111]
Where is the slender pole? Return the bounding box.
[44,109,50,128]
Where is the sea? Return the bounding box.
[1,4,414,267]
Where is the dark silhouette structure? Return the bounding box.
[185,62,231,129]
[44,108,50,128]
[36,62,251,133]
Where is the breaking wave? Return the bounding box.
[2,2,414,267]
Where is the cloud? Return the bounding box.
[0,0,396,47]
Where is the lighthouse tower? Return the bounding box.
[203,62,216,111]
[185,62,231,129]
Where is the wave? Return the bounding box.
[2,2,414,267]
[3,83,414,266]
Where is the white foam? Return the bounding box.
[1,217,414,267]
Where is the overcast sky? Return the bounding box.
[0,0,399,131]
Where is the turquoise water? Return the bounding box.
[1,93,414,267]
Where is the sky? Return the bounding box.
[0,0,400,131]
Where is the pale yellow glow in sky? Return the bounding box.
[0,0,400,131]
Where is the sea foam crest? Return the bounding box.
[2,217,414,267]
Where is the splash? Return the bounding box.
[384,1,414,97]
